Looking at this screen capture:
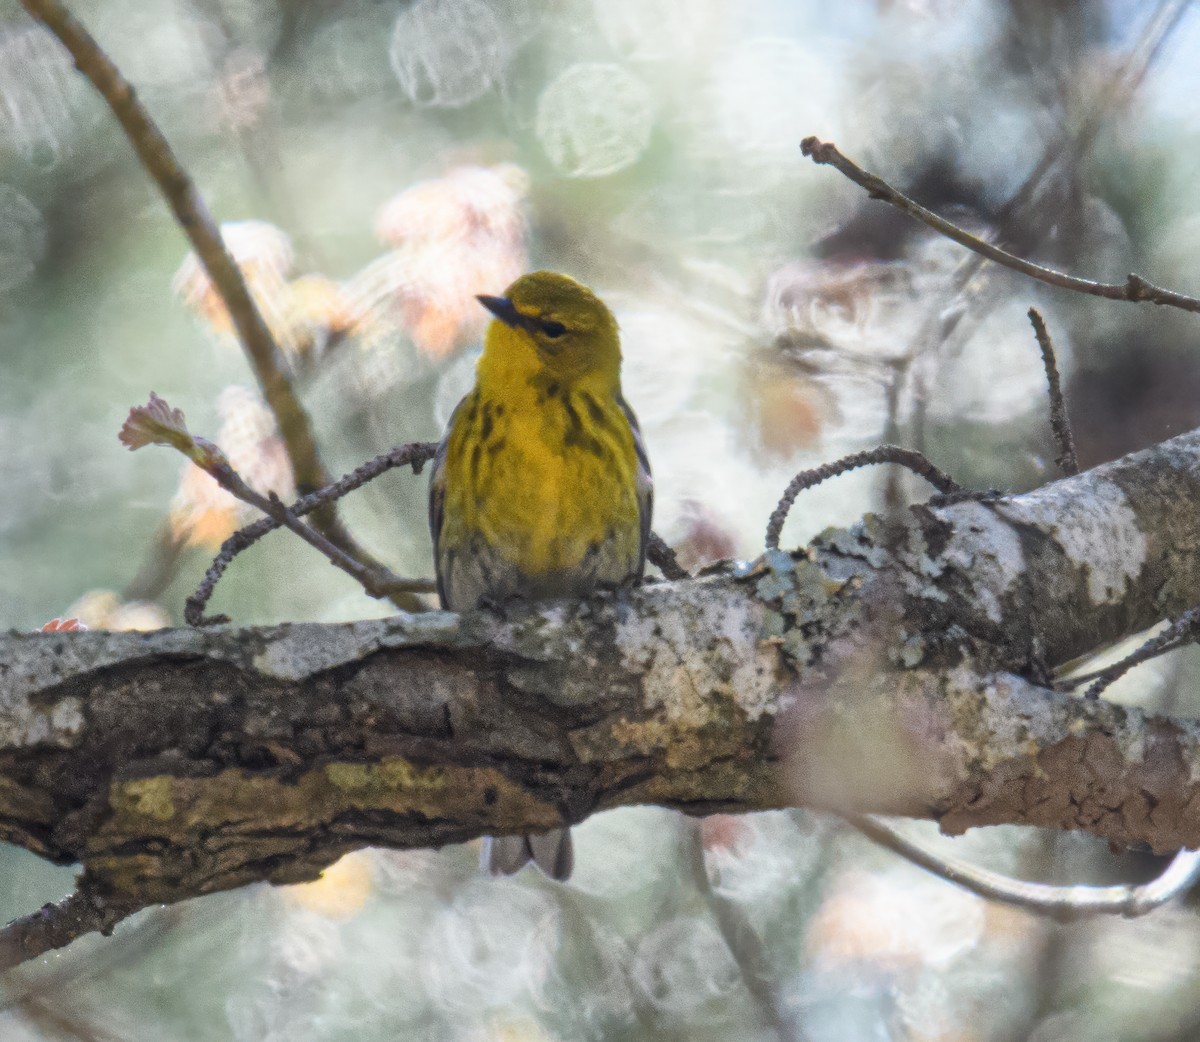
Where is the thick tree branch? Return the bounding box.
[3,427,1200,964]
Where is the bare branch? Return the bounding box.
[847,815,1200,920]
[220,472,399,603]
[0,908,182,1014]
[185,441,439,624]
[16,0,327,487]
[765,444,961,550]
[800,136,1200,314]
[121,395,438,620]
[1077,605,1200,700]
[0,879,140,975]
[684,820,794,1041]
[647,532,689,581]
[1027,308,1079,476]
[17,0,418,608]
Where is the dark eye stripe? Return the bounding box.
[541,319,567,338]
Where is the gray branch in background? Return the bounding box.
[16,0,425,612]
[800,136,1200,314]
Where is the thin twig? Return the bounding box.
[0,880,141,975]
[208,461,404,604]
[800,136,1200,314]
[17,0,325,488]
[1077,605,1200,700]
[20,996,125,1042]
[996,0,1190,237]
[684,821,794,1042]
[1027,308,1079,476]
[186,441,439,625]
[0,908,181,1013]
[765,445,962,551]
[17,0,407,603]
[647,532,689,581]
[898,0,1189,454]
[846,814,1200,920]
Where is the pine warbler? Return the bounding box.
[429,271,652,880]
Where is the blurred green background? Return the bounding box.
[4,0,1200,1039]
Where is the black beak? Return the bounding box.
[476,294,523,329]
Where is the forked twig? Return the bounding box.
[120,395,437,623]
[186,441,440,625]
[210,467,400,603]
[892,0,1190,460]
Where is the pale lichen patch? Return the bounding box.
[615,583,779,722]
[247,614,473,681]
[251,621,382,680]
[0,696,85,749]
[970,670,1164,786]
[1,631,188,747]
[0,709,50,748]
[938,502,1025,623]
[998,478,1146,605]
[49,697,85,736]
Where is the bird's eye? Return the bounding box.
[541,320,567,339]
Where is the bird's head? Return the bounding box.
[476,271,621,385]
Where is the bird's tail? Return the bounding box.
[482,828,574,881]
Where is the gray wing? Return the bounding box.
[428,397,462,609]
[617,393,653,579]
[431,391,508,610]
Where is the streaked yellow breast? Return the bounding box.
[440,380,641,584]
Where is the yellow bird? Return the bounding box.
[429,271,652,880]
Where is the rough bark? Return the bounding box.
[3,428,1200,935]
